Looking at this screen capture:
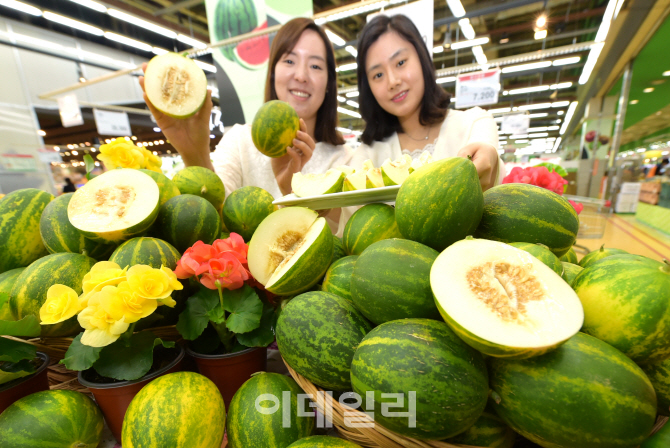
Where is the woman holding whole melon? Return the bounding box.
[353,14,503,191]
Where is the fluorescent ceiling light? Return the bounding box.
[152,47,169,55]
[511,134,528,139]
[315,0,405,24]
[337,96,346,102]
[501,61,551,73]
[528,127,549,132]
[107,9,177,39]
[68,0,106,13]
[529,132,549,138]
[557,110,565,115]
[489,107,512,114]
[515,139,529,143]
[43,12,104,36]
[559,101,578,135]
[552,137,562,152]
[194,60,216,73]
[534,30,548,40]
[433,46,444,53]
[325,29,345,47]
[338,107,361,118]
[595,0,618,43]
[104,32,152,52]
[346,91,359,97]
[508,85,550,95]
[472,45,487,65]
[337,63,357,72]
[643,87,654,93]
[536,15,547,28]
[553,56,580,66]
[177,34,208,49]
[550,82,573,89]
[345,45,358,57]
[446,0,466,18]
[436,76,456,84]
[0,0,41,16]
[552,101,570,107]
[519,102,552,111]
[336,127,362,136]
[528,113,549,118]
[450,37,490,50]
[458,19,476,40]
[548,126,559,130]
[346,100,359,108]
[579,42,604,85]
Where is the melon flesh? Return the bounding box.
[334,165,355,176]
[291,169,345,197]
[342,171,367,191]
[381,155,412,186]
[366,168,384,188]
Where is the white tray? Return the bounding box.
[272,186,401,210]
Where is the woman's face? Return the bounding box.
[273,29,329,122]
[365,31,425,122]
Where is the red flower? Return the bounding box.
[174,241,217,279]
[568,200,584,215]
[503,166,567,195]
[212,233,248,264]
[199,252,250,290]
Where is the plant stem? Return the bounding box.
[210,321,235,353]
[122,322,137,345]
[217,284,224,310]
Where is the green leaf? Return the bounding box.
[60,333,103,371]
[206,304,226,324]
[236,301,276,348]
[189,324,221,354]
[0,315,41,337]
[83,154,96,180]
[176,288,219,340]
[535,162,568,177]
[221,285,263,334]
[93,331,173,381]
[0,338,37,362]
[0,359,36,386]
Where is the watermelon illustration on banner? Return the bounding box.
[206,0,313,125]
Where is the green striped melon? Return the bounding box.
[395,157,483,251]
[559,247,578,264]
[509,242,563,275]
[578,244,628,268]
[342,204,403,255]
[321,256,357,303]
[572,255,670,364]
[640,357,670,416]
[641,421,670,447]
[68,169,160,244]
[222,186,275,241]
[287,436,362,447]
[227,372,314,448]
[172,166,226,210]
[561,262,583,286]
[139,169,180,206]
[446,406,516,448]
[0,390,104,448]
[489,332,658,448]
[351,318,488,440]
[152,194,221,253]
[431,238,584,359]
[251,100,300,158]
[351,239,440,325]
[332,236,346,263]
[475,183,579,257]
[0,188,53,274]
[39,193,116,260]
[9,253,96,337]
[122,372,225,448]
[276,291,372,391]
[109,237,181,270]
[0,268,24,321]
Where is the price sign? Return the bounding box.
[501,113,530,135]
[93,109,131,136]
[455,69,501,109]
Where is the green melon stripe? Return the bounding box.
[641,358,670,416]
[109,237,180,270]
[222,187,274,241]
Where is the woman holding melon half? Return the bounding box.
[353,14,503,191]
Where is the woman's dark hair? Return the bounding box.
[357,14,451,145]
[264,17,344,146]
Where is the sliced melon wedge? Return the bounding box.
[342,171,367,191]
[248,207,333,295]
[291,169,345,197]
[381,155,412,186]
[431,238,584,359]
[68,169,160,244]
[366,168,384,188]
[144,52,208,119]
[410,150,434,173]
[334,165,355,176]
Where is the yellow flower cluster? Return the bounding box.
[40,261,183,348]
[97,138,162,173]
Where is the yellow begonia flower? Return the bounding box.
[127,265,180,300]
[161,266,184,291]
[157,296,177,308]
[97,138,145,170]
[78,303,129,347]
[40,284,81,325]
[141,148,163,173]
[80,262,128,308]
[99,282,157,323]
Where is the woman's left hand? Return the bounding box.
[457,143,500,191]
[271,119,317,196]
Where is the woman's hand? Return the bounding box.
[139,63,214,170]
[271,119,316,196]
[457,143,500,192]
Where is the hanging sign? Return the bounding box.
[57,94,84,128]
[93,109,131,136]
[455,69,500,109]
[501,113,530,135]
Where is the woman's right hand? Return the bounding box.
[139,63,214,170]
[271,118,315,196]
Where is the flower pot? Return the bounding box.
[185,346,267,408]
[77,343,184,443]
[0,352,50,414]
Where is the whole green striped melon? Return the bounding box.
[641,421,670,448]
[489,332,657,448]
[139,169,180,206]
[9,253,96,337]
[251,100,300,158]
[227,372,314,448]
[332,236,345,263]
[573,255,670,364]
[475,183,579,257]
[122,372,225,448]
[351,239,440,325]
[395,157,483,251]
[287,436,362,447]
[640,357,670,416]
[39,193,116,260]
[351,318,488,440]
[172,166,226,210]
[561,262,583,286]
[0,188,53,274]
[342,204,402,255]
[509,242,563,275]
[321,256,357,303]
[276,291,372,391]
[109,237,181,270]
[447,406,516,448]
[152,194,221,253]
[0,268,24,321]
[578,244,628,268]
[0,390,104,448]
[559,247,578,264]
[222,186,275,241]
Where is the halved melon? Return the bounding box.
[431,238,584,359]
[144,52,208,119]
[291,169,345,197]
[68,169,160,244]
[342,171,367,192]
[381,155,412,186]
[248,207,333,295]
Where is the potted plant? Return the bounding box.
[40,261,186,442]
[174,234,276,407]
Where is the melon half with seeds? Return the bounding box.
[68,169,160,244]
[144,52,208,119]
[248,207,333,295]
[431,238,584,359]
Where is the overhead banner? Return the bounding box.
[455,69,501,109]
[205,0,313,126]
[501,113,530,136]
[368,0,434,57]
